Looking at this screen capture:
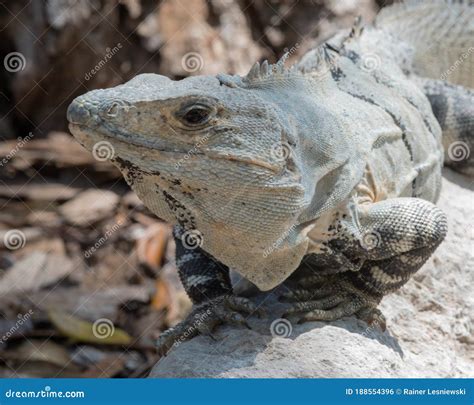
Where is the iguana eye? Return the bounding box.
[180,105,211,125]
[177,104,212,127]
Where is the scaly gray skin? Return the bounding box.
[67,1,472,355]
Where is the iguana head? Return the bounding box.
[67,52,362,290]
[68,73,296,172]
[68,70,311,290]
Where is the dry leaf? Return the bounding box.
[48,310,132,345]
[59,189,120,227]
[0,183,81,202]
[0,252,77,295]
[2,340,81,377]
[151,278,171,311]
[136,223,171,271]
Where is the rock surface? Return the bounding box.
[149,170,473,378]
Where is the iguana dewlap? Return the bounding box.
[68,1,473,352]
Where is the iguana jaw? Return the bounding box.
[69,121,281,175]
[68,122,201,156]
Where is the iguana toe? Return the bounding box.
[282,295,347,317]
[279,286,333,302]
[356,306,387,331]
[295,298,364,324]
[155,294,260,356]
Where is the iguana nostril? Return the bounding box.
[106,102,121,117]
[102,100,136,118]
[67,100,91,125]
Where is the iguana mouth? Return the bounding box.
[70,122,280,175]
[69,122,201,156]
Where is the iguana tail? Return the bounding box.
[376,0,474,89]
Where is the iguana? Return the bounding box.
[67,0,473,354]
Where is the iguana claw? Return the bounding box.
[156,295,263,356]
[280,275,386,330]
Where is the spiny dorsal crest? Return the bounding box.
[242,45,337,86]
[349,16,364,39]
[242,52,295,85]
[298,44,339,78]
[336,15,365,53]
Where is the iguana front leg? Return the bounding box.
[281,198,448,329]
[156,226,262,355]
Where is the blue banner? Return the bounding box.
[0,378,472,404]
